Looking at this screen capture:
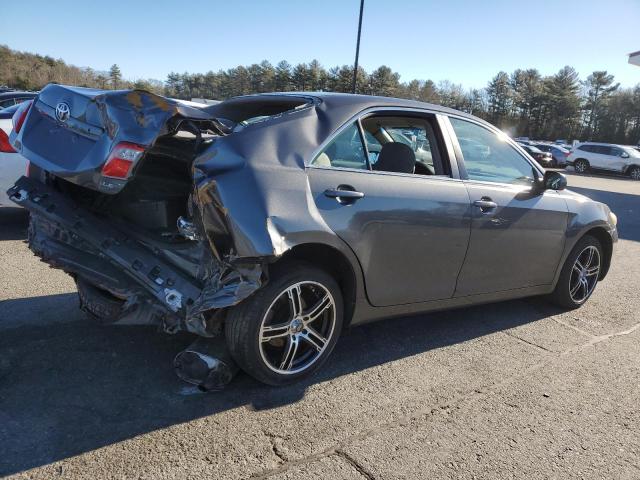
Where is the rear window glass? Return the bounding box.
[204,95,313,130]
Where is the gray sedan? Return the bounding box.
[8,86,618,386]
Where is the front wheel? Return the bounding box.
[225,261,343,385]
[628,165,640,181]
[550,235,602,309]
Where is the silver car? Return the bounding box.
[8,85,618,387]
[568,142,640,180]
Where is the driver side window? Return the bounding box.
[450,117,537,185]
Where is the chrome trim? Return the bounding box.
[306,163,465,184]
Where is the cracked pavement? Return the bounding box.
[1,171,639,479]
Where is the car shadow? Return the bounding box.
[568,186,639,242]
[0,207,28,241]
[0,292,562,476]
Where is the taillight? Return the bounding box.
[101,142,145,179]
[0,129,16,153]
[12,100,33,134]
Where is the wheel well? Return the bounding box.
[583,227,613,279]
[574,158,589,164]
[277,244,357,327]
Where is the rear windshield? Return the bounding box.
[204,95,313,130]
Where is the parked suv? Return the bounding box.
[567,142,640,180]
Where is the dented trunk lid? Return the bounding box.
[11,84,218,194]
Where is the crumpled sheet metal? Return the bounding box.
[188,261,263,317]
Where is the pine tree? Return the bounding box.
[109,64,122,89]
[583,71,619,139]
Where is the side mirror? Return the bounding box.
[621,151,630,158]
[540,170,567,191]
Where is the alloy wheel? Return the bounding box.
[569,245,600,304]
[575,161,587,173]
[258,281,336,375]
[630,167,640,181]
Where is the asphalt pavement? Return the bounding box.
[1,170,639,479]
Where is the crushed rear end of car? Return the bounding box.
[7,85,272,339]
[6,85,324,387]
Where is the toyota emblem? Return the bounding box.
[55,102,71,122]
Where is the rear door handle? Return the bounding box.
[324,186,365,204]
[473,198,497,213]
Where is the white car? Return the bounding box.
[567,142,640,180]
[0,103,30,206]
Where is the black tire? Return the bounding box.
[225,261,343,386]
[574,158,589,174]
[628,165,640,181]
[550,235,603,309]
[76,277,125,323]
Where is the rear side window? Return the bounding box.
[312,123,368,170]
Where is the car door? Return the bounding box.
[589,145,612,169]
[307,114,471,307]
[607,146,628,172]
[446,116,569,296]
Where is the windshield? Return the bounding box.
[623,146,640,157]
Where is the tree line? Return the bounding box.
[1,45,638,144]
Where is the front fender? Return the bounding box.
[552,190,617,286]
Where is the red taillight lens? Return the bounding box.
[0,129,16,153]
[101,142,145,179]
[12,100,33,134]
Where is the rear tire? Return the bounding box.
[225,261,343,386]
[628,165,640,181]
[550,235,602,309]
[574,159,589,174]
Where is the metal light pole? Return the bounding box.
[352,0,365,94]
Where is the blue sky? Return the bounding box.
[3,0,639,88]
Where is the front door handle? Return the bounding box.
[324,186,365,204]
[473,198,497,213]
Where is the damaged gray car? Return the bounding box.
[7,85,617,387]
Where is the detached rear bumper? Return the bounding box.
[7,176,263,335]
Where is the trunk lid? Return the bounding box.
[11,84,220,194]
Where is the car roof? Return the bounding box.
[235,91,477,120]
[579,141,624,147]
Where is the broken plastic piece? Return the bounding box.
[177,216,199,240]
[174,336,239,391]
